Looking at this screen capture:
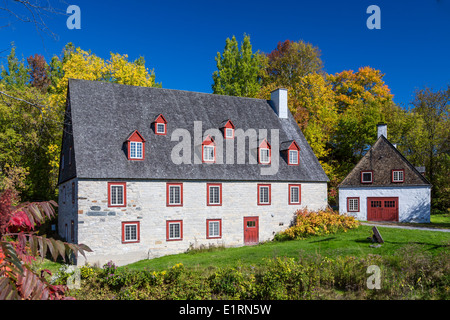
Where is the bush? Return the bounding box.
[67,248,449,300]
[275,207,359,241]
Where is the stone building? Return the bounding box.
[58,79,328,266]
[338,123,431,223]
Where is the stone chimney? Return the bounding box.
[377,122,387,139]
[270,88,288,119]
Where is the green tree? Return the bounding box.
[212,34,263,98]
[0,45,29,89]
[409,86,450,213]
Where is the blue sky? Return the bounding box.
[1,0,449,106]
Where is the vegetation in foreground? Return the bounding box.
[44,211,449,300]
[60,243,449,300]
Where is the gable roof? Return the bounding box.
[339,135,431,187]
[59,79,328,184]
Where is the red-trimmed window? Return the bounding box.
[202,135,216,163]
[257,184,271,205]
[285,141,300,165]
[166,220,183,241]
[108,182,126,207]
[392,169,405,183]
[207,183,222,206]
[221,119,235,139]
[347,197,360,212]
[206,219,222,239]
[122,221,140,243]
[258,139,271,164]
[152,114,167,135]
[361,171,373,184]
[126,130,146,160]
[166,183,183,206]
[288,184,301,205]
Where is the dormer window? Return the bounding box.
[152,114,167,135]
[289,150,298,164]
[202,135,215,163]
[126,130,146,160]
[258,139,271,164]
[392,169,405,183]
[156,123,166,134]
[220,119,235,139]
[361,171,373,184]
[130,141,143,159]
[281,140,300,165]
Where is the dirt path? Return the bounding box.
[361,222,450,233]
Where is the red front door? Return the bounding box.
[367,197,399,221]
[244,217,259,245]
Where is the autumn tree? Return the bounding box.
[327,66,394,113]
[27,54,50,91]
[212,34,264,98]
[263,39,324,88]
[49,46,160,108]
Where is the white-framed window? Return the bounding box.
[122,221,139,243]
[208,184,221,205]
[203,145,215,162]
[347,198,359,212]
[289,185,301,204]
[225,128,234,139]
[207,219,221,239]
[156,123,165,134]
[259,148,270,164]
[258,184,271,205]
[361,171,373,183]
[392,170,404,182]
[289,150,298,165]
[167,220,182,241]
[130,141,143,159]
[167,183,182,206]
[109,182,126,207]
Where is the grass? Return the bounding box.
[123,225,450,272]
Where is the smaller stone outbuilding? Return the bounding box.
[338,123,431,223]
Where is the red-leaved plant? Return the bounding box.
[0,189,92,300]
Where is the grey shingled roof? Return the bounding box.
[63,79,328,183]
[338,135,431,187]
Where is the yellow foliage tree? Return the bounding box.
[46,46,160,187]
[327,66,393,113]
[49,47,159,109]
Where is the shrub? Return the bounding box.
[275,207,359,240]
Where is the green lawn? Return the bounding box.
[123,225,450,272]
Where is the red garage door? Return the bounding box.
[367,197,399,222]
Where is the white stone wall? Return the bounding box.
[338,186,431,223]
[70,179,327,266]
